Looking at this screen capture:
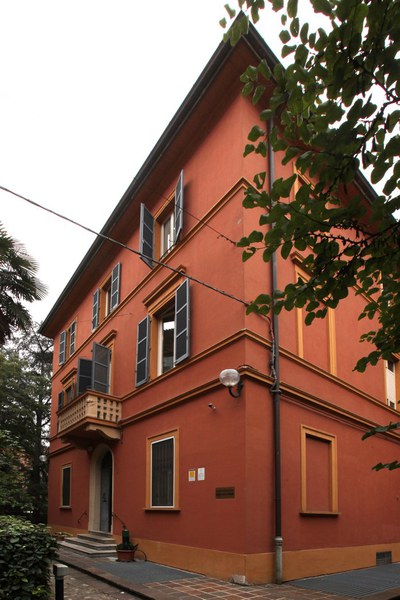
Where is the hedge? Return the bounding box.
[0,516,58,599]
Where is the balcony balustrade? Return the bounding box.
[57,391,121,446]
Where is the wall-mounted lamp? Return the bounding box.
[219,368,243,398]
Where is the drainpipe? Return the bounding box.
[268,118,283,584]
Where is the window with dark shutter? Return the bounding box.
[110,263,121,311]
[174,170,184,242]
[92,289,100,330]
[92,343,111,394]
[77,358,93,396]
[151,437,174,507]
[136,316,150,387]
[59,331,66,365]
[140,204,154,268]
[58,391,64,410]
[175,279,190,365]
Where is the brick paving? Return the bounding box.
[51,568,348,600]
[51,567,135,599]
[52,549,350,600]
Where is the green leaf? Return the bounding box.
[304,312,316,326]
[253,85,266,104]
[371,161,389,184]
[258,59,272,80]
[224,4,236,19]
[290,17,300,37]
[282,44,296,58]
[260,109,274,121]
[310,0,332,16]
[279,30,291,44]
[244,144,255,157]
[287,0,298,18]
[248,125,266,142]
[242,82,254,97]
[274,174,296,198]
[300,22,309,44]
[281,241,293,259]
[248,230,264,243]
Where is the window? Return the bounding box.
[57,370,77,409]
[61,465,71,507]
[386,358,399,409]
[146,430,179,509]
[139,170,184,268]
[92,263,121,330]
[161,213,174,257]
[58,320,77,365]
[77,342,112,395]
[157,303,175,374]
[135,279,190,386]
[300,426,338,515]
[294,263,337,375]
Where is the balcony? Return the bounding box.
[57,391,122,447]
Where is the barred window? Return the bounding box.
[151,437,174,507]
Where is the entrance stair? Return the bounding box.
[59,531,117,558]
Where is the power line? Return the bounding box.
[160,189,237,246]
[0,185,249,307]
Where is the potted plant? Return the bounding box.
[116,529,138,562]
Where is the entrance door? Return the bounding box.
[99,451,112,532]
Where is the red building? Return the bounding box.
[41,24,400,584]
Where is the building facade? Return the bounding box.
[41,25,400,584]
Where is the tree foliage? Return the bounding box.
[0,516,57,599]
[221,0,400,373]
[0,223,46,345]
[0,327,52,522]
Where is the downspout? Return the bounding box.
[268,118,283,584]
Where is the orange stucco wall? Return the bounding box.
[46,35,400,584]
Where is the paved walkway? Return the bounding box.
[53,547,400,600]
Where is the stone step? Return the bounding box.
[58,531,117,558]
[59,540,117,558]
[77,533,117,546]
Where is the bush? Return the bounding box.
[0,516,58,599]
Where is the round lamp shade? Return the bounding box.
[219,368,240,388]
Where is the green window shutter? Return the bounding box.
[92,343,111,394]
[92,289,100,330]
[69,321,76,355]
[110,263,121,311]
[136,315,150,387]
[174,170,184,242]
[59,331,66,365]
[77,358,93,396]
[175,279,190,365]
[140,203,154,268]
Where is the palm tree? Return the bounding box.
[0,223,46,345]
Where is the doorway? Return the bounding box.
[99,451,112,532]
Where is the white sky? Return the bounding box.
[0,1,320,325]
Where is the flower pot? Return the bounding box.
[116,549,135,562]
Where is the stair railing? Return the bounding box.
[111,511,126,529]
[77,510,88,525]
